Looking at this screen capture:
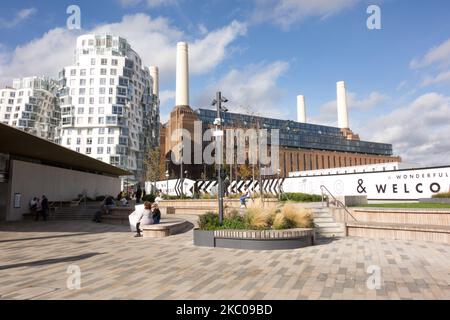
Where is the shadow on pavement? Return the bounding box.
[0,252,106,270]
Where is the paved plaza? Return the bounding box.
[0,217,449,300]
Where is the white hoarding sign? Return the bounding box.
[283,166,450,200]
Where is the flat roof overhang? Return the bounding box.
[0,123,132,177]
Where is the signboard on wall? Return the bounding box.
[14,193,21,208]
[283,166,450,200]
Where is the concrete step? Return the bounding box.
[313,217,334,223]
[316,231,346,238]
[315,226,346,234]
[313,212,332,218]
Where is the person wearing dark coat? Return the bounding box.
[41,195,49,221]
[136,187,143,204]
[151,203,161,224]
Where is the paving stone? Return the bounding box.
[0,219,448,300]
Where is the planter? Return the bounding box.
[193,228,314,250]
[193,229,215,247]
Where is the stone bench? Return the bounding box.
[139,218,192,238]
[346,221,450,243]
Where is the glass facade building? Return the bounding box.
[195,108,393,156]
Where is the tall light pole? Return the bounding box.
[212,92,228,225]
[180,143,184,197]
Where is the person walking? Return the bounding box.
[136,186,143,204]
[41,195,49,221]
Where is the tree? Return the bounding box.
[144,147,164,193]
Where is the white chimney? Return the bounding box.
[297,95,306,123]
[149,66,159,97]
[337,81,349,129]
[176,42,189,106]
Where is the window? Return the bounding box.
[111,59,118,66]
[100,68,107,75]
[110,78,115,85]
[101,58,107,65]
[90,68,95,75]
[76,147,80,153]
[107,147,111,154]
[80,69,86,76]
[109,88,114,95]
[99,128,105,135]
[87,128,93,135]
[108,128,114,134]
[79,88,86,95]
[87,138,92,145]
[108,137,114,144]
[99,88,106,95]
[78,97,85,104]
[98,107,104,114]
[99,97,105,104]
[80,79,86,86]
[89,107,94,114]
[97,147,104,154]
[88,117,93,124]
[70,69,76,76]
[86,147,91,154]
[77,107,84,114]
[91,58,96,65]
[89,97,94,104]
[76,137,81,145]
[111,69,117,76]
[98,137,104,144]
[100,78,106,85]
[98,117,104,124]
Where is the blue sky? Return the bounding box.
[1,0,450,165]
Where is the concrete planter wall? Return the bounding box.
[193,228,315,250]
[418,198,450,204]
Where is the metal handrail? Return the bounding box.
[320,185,357,222]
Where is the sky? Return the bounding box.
[0,0,449,166]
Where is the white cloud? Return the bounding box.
[420,70,450,87]
[251,0,359,30]
[0,14,247,86]
[310,91,389,126]
[194,61,290,118]
[0,7,37,28]
[367,92,450,166]
[410,38,450,69]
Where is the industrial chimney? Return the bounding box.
[176,42,189,107]
[336,81,349,129]
[149,66,159,97]
[297,95,306,123]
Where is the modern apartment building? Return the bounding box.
[58,34,160,182]
[0,76,61,143]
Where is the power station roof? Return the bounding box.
[0,123,131,177]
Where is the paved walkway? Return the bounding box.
[0,218,449,300]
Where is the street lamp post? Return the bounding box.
[180,144,184,197]
[165,170,169,195]
[212,91,228,225]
